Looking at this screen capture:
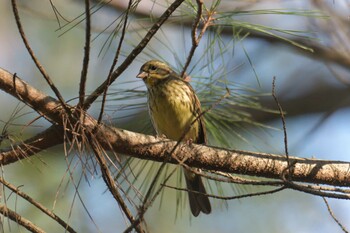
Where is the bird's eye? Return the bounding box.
[149,65,157,71]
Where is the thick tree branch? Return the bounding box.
[1,68,350,189]
[0,125,63,165]
[100,127,350,187]
[0,69,65,124]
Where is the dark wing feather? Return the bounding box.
[187,82,207,145]
[169,71,207,145]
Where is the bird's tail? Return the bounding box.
[184,169,211,216]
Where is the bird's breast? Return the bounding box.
[148,80,199,141]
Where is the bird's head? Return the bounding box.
[137,60,174,87]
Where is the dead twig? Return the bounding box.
[272,77,292,177]
[323,197,349,233]
[181,0,214,77]
[0,178,77,233]
[0,204,45,233]
[78,0,91,107]
[162,184,286,200]
[88,133,143,233]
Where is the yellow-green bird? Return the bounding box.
[137,60,211,216]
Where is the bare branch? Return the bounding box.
[0,125,63,165]
[1,68,350,189]
[0,178,77,233]
[88,135,143,233]
[272,77,291,175]
[162,184,286,200]
[0,205,45,233]
[78,0,91,107]
[101,127,350,187]
[323,197,349,233]
[180,0,204,77]
[0,69,65,124]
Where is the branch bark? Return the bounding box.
[1,68,350,188]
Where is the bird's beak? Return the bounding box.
[137,71,148,79]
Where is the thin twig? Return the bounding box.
[61,120,102,232]
[49,0,70,29]
[280,167,350,199]
[0,178,77,233]
[322,197,349,233]
[128,138,186,232]
[181,0,214,78]
[88,134,143,233]
[0,205,45,233]
[212,169,350,195]
[180,0,203,77]
[11,0,69,113]
[83,0,186,110]
[162,184,286,200]
[97,0,133,124]
[272,80,348,198]
[272,77,292,176]
[78,0,91,107]
[190,168,284,186]
[103,1,350,71]
[123,165,180,233]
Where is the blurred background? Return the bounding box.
[0,0,349,232]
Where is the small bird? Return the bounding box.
[137,60,211,216]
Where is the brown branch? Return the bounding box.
[323,197,349,233]
[102,129,350,187]
[187,167,350,199]
[0,125,63,165]
[124,166,178,233]
[162,184,286,200]
[0,69,66,124]
[279,165,350,199]
[1,68,350,188]
[0,178,76,233]
[180,0,203,77]
[78,0,91,107]
[88,135,143,233]
[272,77,291,175]
[0,205,45,233]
